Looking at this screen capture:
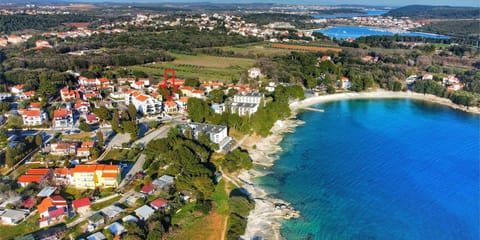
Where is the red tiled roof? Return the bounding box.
[150,199,168,208]
[38,198,53,214]
[26,168,50,175]
[17,175,43,184]
[82,141,94,148]
[102,172,117,178]
[140,184,155,193]
[73,198,91,209]
[23,197,36,209]
[21,109,41,117]
[48,207,65,218]
[54,167,69,175]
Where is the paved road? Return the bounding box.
[117,125,173,190]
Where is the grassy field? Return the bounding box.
[103,149,134,162]
[130,53,255,82]
[0,213,39,239]
[61,132,94,141]
[215,43,294,56]
[169,180,230,240]
[90,195,121,211]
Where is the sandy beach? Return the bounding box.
[239,90,479,240]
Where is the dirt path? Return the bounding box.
[220,178,230,240]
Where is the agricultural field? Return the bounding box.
[214,43,295,56]
[131,53,255,82]
[271,43,342,52]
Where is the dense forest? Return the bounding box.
[71,27,260,52]
[414,20,480,38]
[0,14,93,33]
[385,5,480,19]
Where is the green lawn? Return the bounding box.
[103,149,133,162]
[130,53,255,82]
[0,214,39,240]
[211,179,229,215]
[90,195,121,211]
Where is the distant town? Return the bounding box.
[0,2,478,240]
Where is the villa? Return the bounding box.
[126,91,162,115]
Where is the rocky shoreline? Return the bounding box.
[239,90,479,240]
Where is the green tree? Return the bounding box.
[93,106,111,121]
[79,119,92,132]
[96,131,104,147]
[112,111,121,133]
[35,134,43,146]
[128,103,138,121]
[184,78,200,87]
[208,89,225,103]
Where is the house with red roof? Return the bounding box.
[17,168,52,187]
[163,100,178,114]
[149,198,168,210]
[74,100,90,114]
[53,167,73,185]
[60,87,80,101]
[53,108,74,128]
[38,197,68,228]
[18,109,47,126]
[72,198,91,210]
[76,147,91,158]
[140,184,155,195]
[50,142,77,156]
[22,197,36,209]
[126,91,162,115]
[10,84,23,94]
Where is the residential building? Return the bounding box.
[19,109,47,126]
[53,109,74,128]
[211,103,225,114]
[72,198,91,210]
[149,199,168,210]
[71,164,120,189]
[134,205,155,220]
[248,67,262,79]
[183,123,231,150]
[231,92,264,116]
[17,169,52,187]
[50,142,77,156]
[338,77,351,90]
[126,91,162,115]
[152,175,175,191]
[163,100,177,114]
[230,102,259,116]
[37,197,68,228]
[1,209,28,224]
[100,205,123,221]
[107,222,126,236]
[37,186,57,198]
[88,213,105,230]
[140,184,155,195]
[53,168,73,185]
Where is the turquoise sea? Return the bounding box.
[315,26,450,39]
[257,99,479,240]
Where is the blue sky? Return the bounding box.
[105,0,479,7]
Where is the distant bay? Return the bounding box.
[258,99,479,240]
[313,9,389,19]
[315,25,450,39]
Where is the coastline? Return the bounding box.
[239,90,479,240]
